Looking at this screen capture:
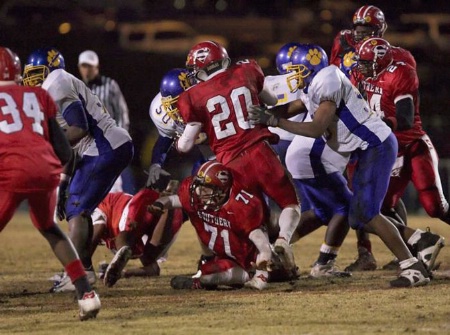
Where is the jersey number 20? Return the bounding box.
[0,92,44,135]
[207,86,255,140]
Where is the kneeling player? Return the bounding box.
[90,181,184,287]
[150,161,280,290]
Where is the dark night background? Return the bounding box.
[1,0,449,209]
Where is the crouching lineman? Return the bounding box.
[22,48,134,292]
[0,47,100,320]
[149,161,284,290]
[90,181,184,287]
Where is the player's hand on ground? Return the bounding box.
[248,105,279,127]
[146,164,171,187]
[251,252,273,272]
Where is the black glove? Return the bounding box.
[248,105,279,127]
[56,179,69,221]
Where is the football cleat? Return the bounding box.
[273,238,297,273]
[390,260,430,288]
[412,230,445,272]
[310,260,352,278]
[104,246,132,287]
[51,270,96,293]
[78,290,101,321]
[170,276,203,290]
[244,271,269,290]
[345,247,377,272]
[382,258,400,271]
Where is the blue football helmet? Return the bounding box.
[275,42,301,75]
[160,68,192,123]
[23,47,65,87]
[340,48,357,79]
[286,44,328,92]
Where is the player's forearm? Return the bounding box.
[249,228,272,260]
[278,119,323,138]
[154,195,182,210]
[259,87,278,106]
[65,125,87,145]
[176,122,201,153]
[151,135,174,166]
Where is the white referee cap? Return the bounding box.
[78,50,99,66]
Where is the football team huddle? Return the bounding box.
[0,5,448,321]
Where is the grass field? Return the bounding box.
[0,213,449,335]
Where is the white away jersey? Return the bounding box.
[263,73,306,141]
[43,69,131,157]
[286,112,350,179]
[149,92,185,138]
[305,65,391,153]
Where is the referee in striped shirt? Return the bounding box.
[78,50,130,131]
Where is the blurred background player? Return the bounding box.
[23,47,134,292]
[78,50,133,193]
[0,47,100,320]
[249,43,431,287]
[150,161,276,290]
[90,180,183,287]
[174,41,301,276]
[330,5,417,271]
[355,37,446,271]
[265,44,352,277]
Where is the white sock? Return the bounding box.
[320,243,339,255]
[278,206,301,243]
[407,229,425,246]
[399,257,419,270]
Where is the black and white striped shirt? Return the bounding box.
[86,75,130,131]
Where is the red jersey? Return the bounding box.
[0,85,62,192]
[95,188,182,257]
[178,176,265,270]
[177,60,277,165]
[361,61,425,151]
[330,30,417,69]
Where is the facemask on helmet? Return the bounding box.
[285,44,328,92]
[23,47,65,87]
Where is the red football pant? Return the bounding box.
[226,141,299,208]
[383,135,449,218]
[0,189,57,232]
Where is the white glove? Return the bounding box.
[146,164,171,187]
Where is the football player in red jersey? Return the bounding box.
[0,47,100,320]
[150,161,279,290]
[330,5,416,70]
[354,38,446,271]
[90,181,184,287]
[330,5,418,271]
[173,41,301,275]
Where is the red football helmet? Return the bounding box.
[0,47,22,83]
[356,37,393,78]
[190,160,233,211]
[186,41,230,82]
[352,5,387,42]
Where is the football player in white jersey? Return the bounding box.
[147,68,211,188]
[265,44,352,277]
[23,47,134,292]
[249,43,431,288]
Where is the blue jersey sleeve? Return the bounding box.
[151,135,174,166]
